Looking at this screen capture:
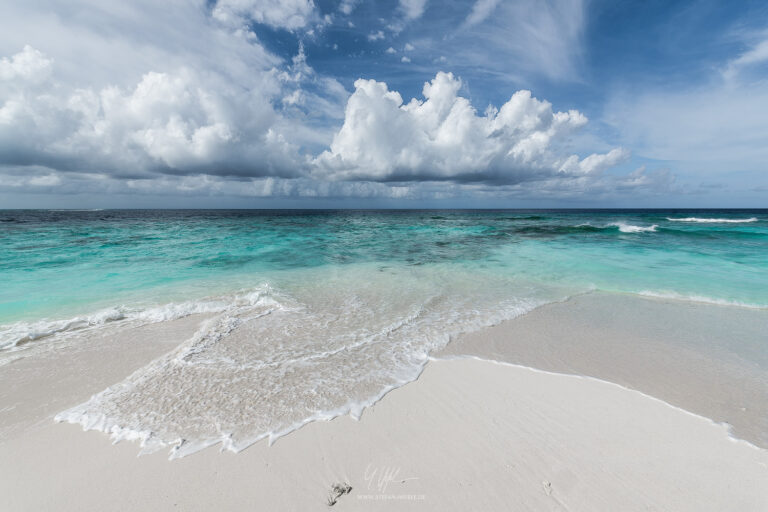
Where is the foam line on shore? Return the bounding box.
[667,217,758,223]
[54,357,430,459]
[0,285,279,352]
[636,290,766,309]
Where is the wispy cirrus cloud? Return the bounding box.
[397,0,588,84]
[606,23,768,181]
[464,0,501,27]
[722,31,768,82]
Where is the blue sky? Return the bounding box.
[0,0,766,207]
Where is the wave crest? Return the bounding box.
[637,290,765,309]
[0,286,279,351]
[610,222,658,233]
[667,217,758,223]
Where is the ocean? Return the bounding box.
[1,209,766,456]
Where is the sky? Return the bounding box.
[0,0,767,208]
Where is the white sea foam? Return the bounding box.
[666,217,758,223]
[55,267,564,458]
[636,290,766,309]
[575,222,657,233]
[0,309,127,351]
[0,286,279,351]
[610,222,658,233]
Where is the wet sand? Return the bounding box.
[441,292,768,448]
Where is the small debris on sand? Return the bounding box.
[326,482,352,506]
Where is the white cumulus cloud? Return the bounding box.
[315,72,627,185]
[367,30,385,42]
[399,0,427,20]
[212,0,317,31]
[338,0,360,16]
[0,46,304,177]
[0,45,52,82]
[0,0,661,204]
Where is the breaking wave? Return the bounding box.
[667,217,758,223]
[609,222,658,233]
[0,286,279,351]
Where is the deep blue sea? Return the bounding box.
[2,209,766,455]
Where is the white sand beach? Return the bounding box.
[1,294,767,511]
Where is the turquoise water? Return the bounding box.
[4,209,767,456]
[2,209,766,330]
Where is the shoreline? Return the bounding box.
[441,291,768,448]
[442,354,764,450]
[3,291,767,450]
[1,292,767,509]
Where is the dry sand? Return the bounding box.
[1,358,767,511]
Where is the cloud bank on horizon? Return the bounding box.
[0,0,766,206]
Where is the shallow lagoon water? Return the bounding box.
[1,209,766,455]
